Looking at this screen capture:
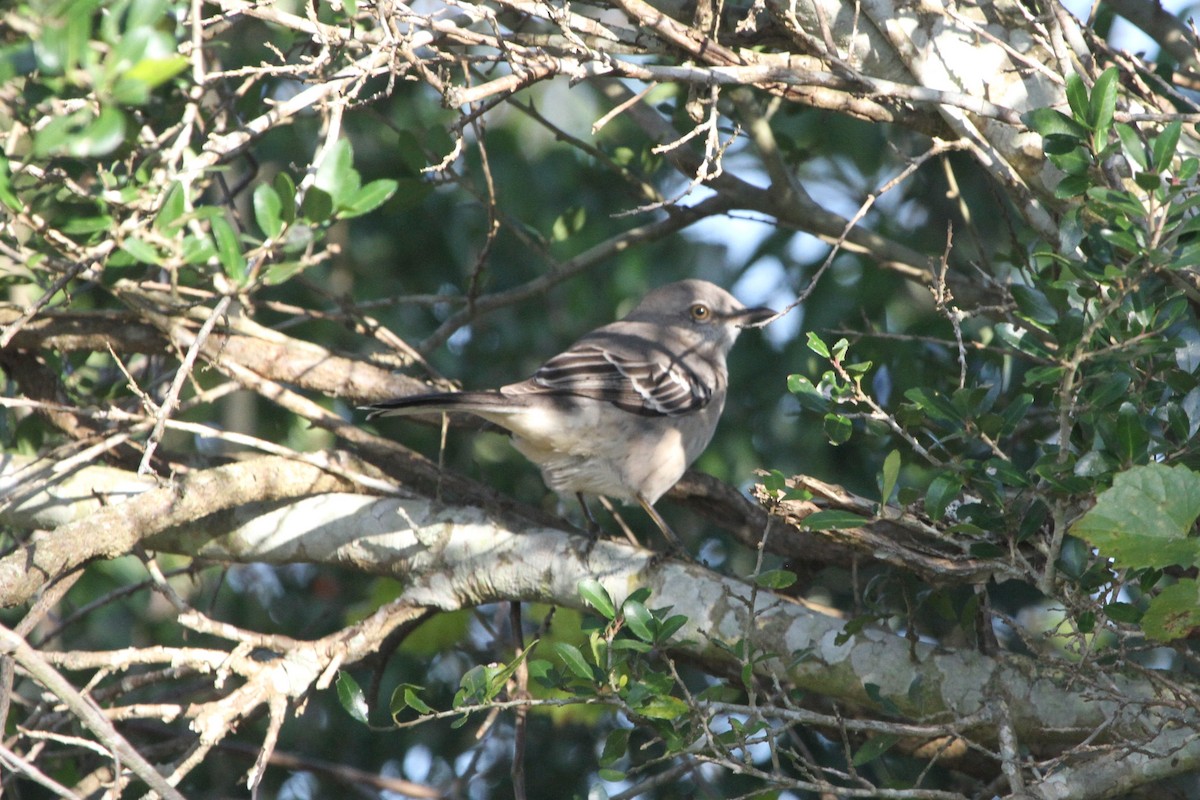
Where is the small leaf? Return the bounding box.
[802,510,866,530]
[1152,119,1182,173]
[806,331,831,358]
[754,569,797,590]
[823,413,852,445]
[1088,67,1119,148]
[1024,106,1088,139]
[621,599,654,642]
[787,374,829,412]
[253,182,283,238]
[852,734,901,766]
[389,683,432,718]
[340,178,398,218]
[1065,73,1089,123]
[210,216,246,283]
[579,578,616,620]
[925,472,962,521]
[274,172,297,223]
[335,672,369,723]
[601,728,631,765]
[636,695,689,720]
[553,642,593,680]
[119,237,161,265]
[1115,123,1148,169]
[315,137,357,205]
[880,449,901,504]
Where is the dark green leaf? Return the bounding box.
[335,672,369,723]
[823,413,852,445]
[622,599,654,642]
[1103,602,1142,624]
[1115,123,1147,169]
[1024,106,1088,139]
[210,216,246,283]
[579,578,616,620]
[806,331,831,358]
[851,734,901,767]
[1153,120,1182,173]
[300,187,334,223]
[925,472,962,521]
[1087,67,1119,146]
[601,728,631,765]
[1065,73,1089,123]
[787,374,829,412]
[553,642,593,680]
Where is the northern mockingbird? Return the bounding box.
[364,279,774,551]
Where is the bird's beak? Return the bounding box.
[732,305,777,329]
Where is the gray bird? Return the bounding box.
[363,279,775,552]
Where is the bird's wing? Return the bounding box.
[514,341,711,417]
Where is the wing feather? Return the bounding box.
[516,341,710,417]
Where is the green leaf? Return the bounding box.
[925,472,961,521]
[622,599,654,642]
[1072,464,1200,568]
[754,569,797,590]
[274,172,297,224]
[1152,120,1182,173]
[553,642,593,680]
[341,178,398,218]
[1024,107,1088,140]
[802,510,866,530]
[300,187,334,224]
[1054,174,1091,198]
[1115,123,1148,169]
[210,216,246,283]
[253,182,283,238]
[823,413,852,445]
[1088,67,1119,146]
[787,374,829,412]
[1065,73,1089,123]
[389,683,433,718]
[601,727,631,765]
[0,153,21,211]
[636,695,689,720]
[335,671,369,723]
[119,237,161,265]
[851,733,901,766]
[880,449,901,505]
[1103,602,1142,625]
[315,137,358,206]
[124,53,188,89]
[154,182,186,233]
[806,331,831,358]
[1142,579,1200,640]
[263,261,307,286]
[579,578,616,620]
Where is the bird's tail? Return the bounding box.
[362,391,523,420]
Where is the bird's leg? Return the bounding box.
[635,493,695,564]
[576,492,602,552]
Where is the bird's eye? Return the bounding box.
[689,303,711,321]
